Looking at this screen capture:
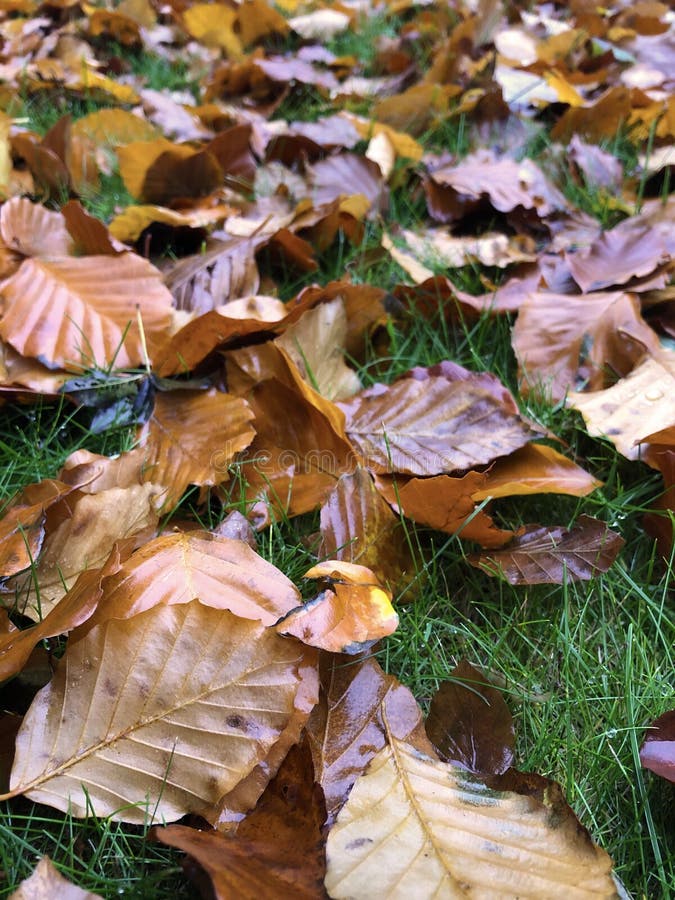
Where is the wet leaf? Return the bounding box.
[153,740,327,899]
[319,467,415,593]
[276,563,398,655]
[426,659,515,774]
[470,515,624,584]
[325,737,616,899]
[473,444,602,500]
[306,655,435,825]
[339,374,538,475]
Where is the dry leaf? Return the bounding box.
[640,710,675,783]
[472,443,602,500]
[10,601,311,823]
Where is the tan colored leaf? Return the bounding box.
[9,857,103,899]
[325,737,616,899]
[0,545,128,684]
[71,531,301,635]
[472,443,601,500]
[381,232,434,284]
[338,375,538,475]
[289,9,349,40]
[568,353,675,459]
[9,601,310,823]
[366,131,396,180]
[275,297,361,401]
[138,389,256,510]
[0,197,74,258]
[319,467,415,593]
[9,483,160,621]
[307,655,435,825]
[470,515,624,584]
[513,290,661,400]
[0,254,173,371]
[401,227,536,269]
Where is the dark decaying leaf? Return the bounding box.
[639,710,675,783]
[152,739,327,900]
[470,515,625,584]
[426,659,515,775]
[306,654,436,825]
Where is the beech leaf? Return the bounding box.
[325,737,617,898]
[639,710,675,783]
[9,857,103,899]
[9,601,311,823]
[470,515,624,584]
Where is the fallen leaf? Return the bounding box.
[276,565,398,655]
[472,443,602,500]
[319,466,415,593]
[0,196,74,258]
[306,655,436,825]
[9,601,311,823]
[338,374,538,475]
[153,739,327,899]
[568,352,675,459]
[9,856,103,899]
[275,297,361,401]
[513,290,661,400]
[325,737,617,898]
[137,388,256,510]
[71,531,301,636]
[0,254,173,371]
[470,515,624,584]
[640,710,675,783]
[426,659,515,774]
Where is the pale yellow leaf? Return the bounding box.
[381,232,434,283]
[567,353,675,460]
[326,740,616,899]
[276,298,361,401]
[366,132,395,180]
[9,856,103,899]
[289,9,350,40]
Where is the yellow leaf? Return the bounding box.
[182,3,242,57]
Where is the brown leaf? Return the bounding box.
[153,740,326,900]
[472,443,602,500]
[375,471,513,548]
[470,515,624,584]
[0,254,173,371]
[426,660,515,774]
[137,388,256,510]
[319,467,415,593]
[61,200,127,256]
[10,602,311,823]
[564,219,671,293]
[425,150,567,225]
[513,289,661,401]
[306,655,436,825]
[338,374,538,475]
[640,710,675,783]
[0,479,73,577]
[9,857,103,899]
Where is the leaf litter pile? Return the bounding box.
[0,0,673,895]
